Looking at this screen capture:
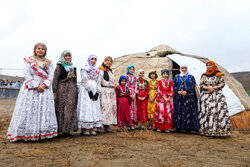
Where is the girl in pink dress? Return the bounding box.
[154,69,174,132]
[126,65,138,129]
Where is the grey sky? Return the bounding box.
[0,0,249,77]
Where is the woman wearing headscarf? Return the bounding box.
[53,50,78,136]
[173,65,199,133]
[7,43,57,142]
[77,55,102,135]
[154,69,174,132]
[147,70,158,130]
[99,56,117,132]
[198,61,231,137]
[126,65,138,129]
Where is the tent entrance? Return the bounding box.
[172,60,180,78]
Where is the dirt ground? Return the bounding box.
[0,98,249,167]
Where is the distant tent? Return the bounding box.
[112,45,250,130]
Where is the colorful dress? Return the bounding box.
[198,75,232,136]
[126,74,138,124]
[116,85,132,127]
[137,78,148,123]
[154,79,174,130]
[99,69,117,125]
[173,74,199,131]
[77,69,102,129]
[147,80,158,120]
[53,64,78,134]
[7,56,57,142]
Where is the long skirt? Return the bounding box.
[154,98,174,130]
[117,97,131,127]
[198,90,232,136]
[137,99,148,123]
[174,94,199,131]
[55,80,78,133]
[100,87,117,125]
[7,85,57,142]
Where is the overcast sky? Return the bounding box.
[0,0,250,77]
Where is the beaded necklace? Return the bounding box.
[162,79,170,89]
[127,74,136,86]
[120,85,128,95]
[137,79,147,91]
[205,76,217,83]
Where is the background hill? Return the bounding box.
[231,71,250,95]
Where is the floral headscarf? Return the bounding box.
[204,60,224,77]
[57,50,73,66]
[82,54,99,79]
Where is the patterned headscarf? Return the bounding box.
[179,65,189,77]
[126,65,135,75]
[99,56,113,72]
[119,75,127,85]
[57,50,73,66]
[34,43,47,57]
[161,69,169,75]
[204,60,224,77]
[83,54,97,73]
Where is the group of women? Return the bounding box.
[7,43,232,142]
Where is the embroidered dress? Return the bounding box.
[116,85,132,127]
[198,75,231,136]
[126,74,138,124]
[99,69,117,125]
[147,80,158,119]
[77,69,102,129]
[137,79,148,123]
[154,79,174,130]
[173,74,199,131]
[53,64,78,134]
[7,56,57,142]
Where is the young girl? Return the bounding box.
[116,75,132,130]
[77,55,102,135]
[147,70,158,130]
[136,69,148,129]
[154,69,174,132]
[126,65,138,129]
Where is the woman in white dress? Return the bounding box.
[77,55,102,135]
[7,43,58,142]
[98,56,117,132]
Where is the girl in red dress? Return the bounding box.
[154,69,174,132]
[116,75,132,130]
[136,69,148,129]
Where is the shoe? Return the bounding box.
[83,131,90,135]
[97,127,105,133]
[164,130,170,133]
[90,130,97,135]
[157,129,161,132]
[141,125,145,130]
[104,126,113,133]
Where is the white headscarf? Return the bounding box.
[179,65,189,77]
[137,69,145,78]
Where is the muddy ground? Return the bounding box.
[0,98,249,167]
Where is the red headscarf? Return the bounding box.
[204,60,224,77]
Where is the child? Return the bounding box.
[116,75,132,130]
[136,69,148,129]
[154,69,174,132]
[147,70,158,130]
[126,65,138,129]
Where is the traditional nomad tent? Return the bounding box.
[112,45,250,130]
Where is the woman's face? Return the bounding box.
[139,71,144,79]
[206,63,213,71]
[121,79,126,86]
[35,46,46,57]
[162,72,169,79]
[150,73,156,79]
[129,67,134,74]
[181,67,187,74]
[104,58,112,67]
[64,53,72,62]
[90,57,97,66]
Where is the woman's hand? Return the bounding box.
[37,84,46,93]
[181,91,187,96]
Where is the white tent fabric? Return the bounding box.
[168,54,245,116]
